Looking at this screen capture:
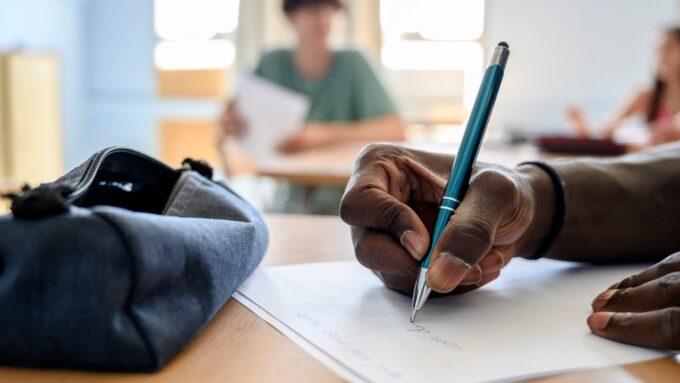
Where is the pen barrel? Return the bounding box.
[444,64,505,200]
[413,43,509,318]
[420,56,508,269]
[420,202,457,268]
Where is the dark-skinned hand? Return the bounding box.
[341,143,680,352]
[339,144,554,295]
[588,252,680,351]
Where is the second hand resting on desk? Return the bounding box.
[410,42,511,322]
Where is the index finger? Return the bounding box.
[341,146,445,259]
[613,252,680,289]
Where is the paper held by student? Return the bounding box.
[234,259,670,383]
[235,74,310,160]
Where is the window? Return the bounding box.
[153,0,240,70]
[380,0,485,111]
[154,40,236,71]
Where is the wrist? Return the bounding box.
[515,164,556,258]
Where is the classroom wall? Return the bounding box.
[0,0,86,169]
[84,0,157,160]
[2,0,675,169]
[0,0,223,169]
[485,0,679,132]
[83,0,222,166]
[82,0,680,159]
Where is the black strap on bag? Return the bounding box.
[0,147,268,371]
[7,184,72,219]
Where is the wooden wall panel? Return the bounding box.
[157,69,227,99]
[0,53,63,186]
[158,119,222,169]
[0,56,7,177]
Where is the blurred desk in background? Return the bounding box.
[256,141,364,187]
[0,214,676,382]
[257,141,561,188]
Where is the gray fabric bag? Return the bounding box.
[0,147,268,371]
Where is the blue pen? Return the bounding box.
[410,42,510,323]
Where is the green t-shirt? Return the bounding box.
[254,48,397,123]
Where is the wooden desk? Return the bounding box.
[256,142,364,187]
[256,141,559,188]
[0,214,677,382]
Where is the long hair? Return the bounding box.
[647,27,680,122]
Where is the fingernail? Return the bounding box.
[588,312,613,331]
[426,252,472,291]
[401,231,426,260]
[460,264,483,286]
[607,281,621,290]
[591,289,616,311]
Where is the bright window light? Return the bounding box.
[382,41,483,111]
[380,0,419,34]
[382,41,483,70]
[418,0,484,40]
[380,0,484,40]
[154,40,236,70]
[154,0,240,40]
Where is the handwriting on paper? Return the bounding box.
[296,312,404,379]
[405,324,463,351]
[295,311,462,381]
[237,260,665,383]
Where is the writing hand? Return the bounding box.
[340,144,554,294]
[588,252,680,350]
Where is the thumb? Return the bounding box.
[427,169,525,293]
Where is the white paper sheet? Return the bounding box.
[235,74,310,160]
[234,259,670,383]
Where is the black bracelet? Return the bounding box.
[518,161,566,260]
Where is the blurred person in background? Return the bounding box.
[219,0,404,214]
[567,26,680,147]
[220,0,404,151]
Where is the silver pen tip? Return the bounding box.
[409,309,418,323]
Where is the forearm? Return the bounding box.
[547,142,680,263]
[334,114,405,142]
[603,91,647,136]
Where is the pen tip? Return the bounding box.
[498,41,509,49]
[409,309,417,323]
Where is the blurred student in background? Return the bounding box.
[219,0,404,214]
[568,26,680,147]
[220,0,404,152]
